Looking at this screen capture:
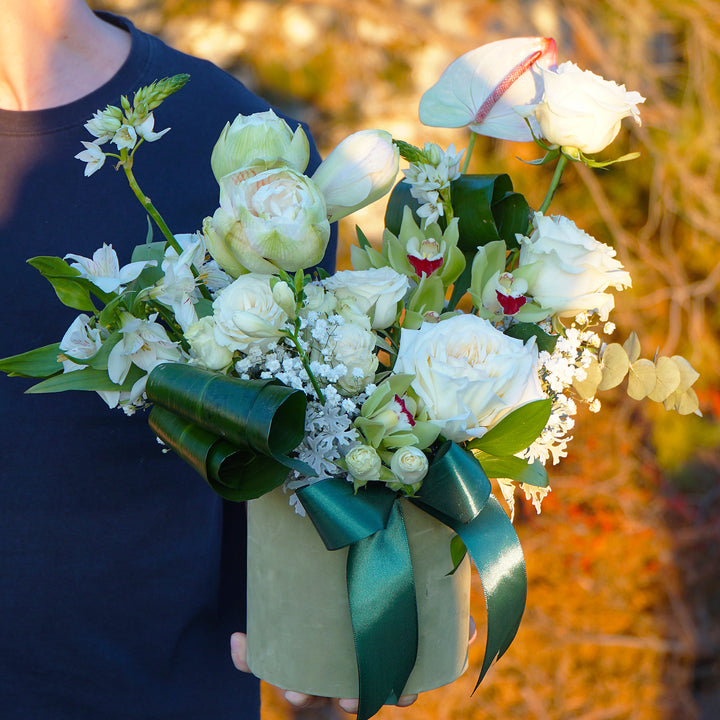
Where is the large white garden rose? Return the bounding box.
[533,61,645,155]
[518,212,632,321]
[212,274,288,353]
[394,314,546,442]
[206,164,330,276]
[322,267,408,329]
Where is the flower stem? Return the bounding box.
[286,329,325,404]
[538,153,568,216]
[461,132,477,175]
[122,163,213,301]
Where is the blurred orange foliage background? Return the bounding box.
[95,2,720,718]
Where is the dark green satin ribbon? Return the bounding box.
[297,441,527,720]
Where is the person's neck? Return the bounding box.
[0,1,131,112]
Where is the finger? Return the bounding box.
[468,615,478,646]
[396,694,418,707]
[230,632,251,673]
[284,691,315,708]
[338,697,359,714]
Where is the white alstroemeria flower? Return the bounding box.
[58,314,105,372]
[419,37,557,142]
[74,141,106,177]
[107,313,182,385]
[135,113,171,143]
[65,243,156,294]
[112,124,138,151]
[150,234,206,331]
[84,108,122,144]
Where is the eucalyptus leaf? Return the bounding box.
[627,358,656,400]
[623,331,642,363]
[671,355,700,393]
[597,343,630,391]
[573,356,602,400]
[668,388,701,416]
[648,355,681,402]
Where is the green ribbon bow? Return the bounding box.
[297,441,527,720]
[144,365,527,720]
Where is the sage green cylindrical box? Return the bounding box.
[246,487,470,698]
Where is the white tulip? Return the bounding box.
[312,130,399,222]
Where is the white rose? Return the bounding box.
[345,444,382,483]
[394,314,546,443]
[534,61,645,155]
[185,316,234,370]
[327,321,379,393]
[322,267,408,329]
[303,282,337,314]
[518,212,632,321]
[213,274,288,353]
[390,447,429,488]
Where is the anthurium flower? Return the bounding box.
[311,129,399,222]
[419,37,557,142]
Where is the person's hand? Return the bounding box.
[231,618,474,713]
[230,632,417,713]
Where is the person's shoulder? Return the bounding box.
[112,13,278,122]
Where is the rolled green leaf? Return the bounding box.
[149,405,293,501]
[146,363,306,456]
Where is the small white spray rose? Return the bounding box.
[322,267,409,330]
[312,130,399,222]
[210,110,310,181]
[390,447,429,488]
[533,62,645,155]
[345,445,382,483]
[394,314,546,443]
[518,212,632,321]
[185,317,234,371]
[212,274,288,353]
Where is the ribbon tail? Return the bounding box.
[347,501,418,720]
[453,495,527,688]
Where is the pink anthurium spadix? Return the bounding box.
[419,37,557,142]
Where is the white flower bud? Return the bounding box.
[345,445,382,483]
[390,447,429,488]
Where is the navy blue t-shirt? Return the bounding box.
[0,13,335,719]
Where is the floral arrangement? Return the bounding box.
[1,36,700,720]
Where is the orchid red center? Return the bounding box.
[407,254,444,278]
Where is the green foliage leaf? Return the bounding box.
[28,256,101,312]
[448,535,467,575]
[356,226,371,250]
[597,343,630,391]
[504,323,558,353]
[492,191,531,249]
[0,343,63,378]
[384,180,421,237]
[450,174,503,251]
[473,451,549,487]
[26,365,144,393]
[131,241,165,264]
[467,399,552,456]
